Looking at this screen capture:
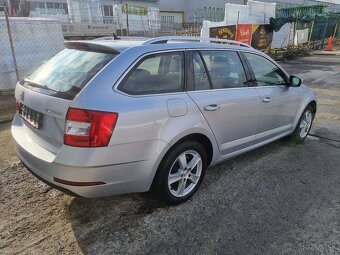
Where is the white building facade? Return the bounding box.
[158,0,340,25]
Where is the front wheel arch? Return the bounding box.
[290,104,315,142]
[292,100,317,132]
[308,100,317,115]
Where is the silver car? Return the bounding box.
[12,36,317,204]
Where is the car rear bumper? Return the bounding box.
[12,115,170,198]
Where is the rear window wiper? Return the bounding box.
[24,78,60,93]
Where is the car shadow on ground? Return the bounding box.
[66,137,298,254]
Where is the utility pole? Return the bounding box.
[194,11,196,35]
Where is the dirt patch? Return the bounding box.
[0,123,16,167]
[318,98,340,107]
[312,87,340,97]
[0,92,16,123]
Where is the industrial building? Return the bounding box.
[2,0,340,29]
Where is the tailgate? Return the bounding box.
[14,84,71,153]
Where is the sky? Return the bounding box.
[316,0,340,4]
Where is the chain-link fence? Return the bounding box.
[1,3,339,91]
[268,19,339,60]
[0,8,64,91]
[0,5,202,91]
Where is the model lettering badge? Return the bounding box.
[44,108,63,117]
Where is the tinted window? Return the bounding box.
[192,52,211,91]
[200,51,247,89]
[120,52,184,95]
[244,53,287,86]
[24,49,116,99]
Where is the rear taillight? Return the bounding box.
[64,108,118,147]
[16,101,20,112]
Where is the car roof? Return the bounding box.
[65,36,261,55]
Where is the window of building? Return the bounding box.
[102,5,113,17]
[63,3,68,14]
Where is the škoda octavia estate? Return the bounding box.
[12,36,317,204]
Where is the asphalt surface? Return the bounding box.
[279,55,340,142]
[0,54,340,255]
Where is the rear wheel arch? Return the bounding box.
[151,133,214,190]
[170,133,214,166]
[151,135,213,203]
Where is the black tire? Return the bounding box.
[290,105,314,143]
[153,141,207,205]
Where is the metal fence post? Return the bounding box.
[321,19,329,49]
[308,19,315,45]
[333,23,338,39]
[125,4,129,36]
[4,7,19,82]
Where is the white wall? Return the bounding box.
[201,0,276,38]
[271,22,294,48]
[159,0,340,23]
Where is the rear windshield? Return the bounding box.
[21,48,117,99]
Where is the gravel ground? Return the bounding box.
[1,55,340,255]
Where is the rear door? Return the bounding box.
[14,47,117,153]
[243,52,299,140]
[187,50,262,155]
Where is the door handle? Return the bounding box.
[204,104,220,111]
[262,97,272,103]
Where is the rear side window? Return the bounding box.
[119,52,184,95]
[244,53,287,86]
[192,52,211,91]
[200,51,248,89]
[23,49,116,99]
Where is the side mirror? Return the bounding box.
[289,75,302,87]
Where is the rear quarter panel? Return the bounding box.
[70,46,220,167]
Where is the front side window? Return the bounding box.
[244,53,287,86]
[200,50,248,89]
[119,52,184,95]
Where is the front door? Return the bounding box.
[243,52,299,141]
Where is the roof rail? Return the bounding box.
[142,36,253,48]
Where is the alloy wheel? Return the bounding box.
[167,150,203,198]
[299,110,313,138]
